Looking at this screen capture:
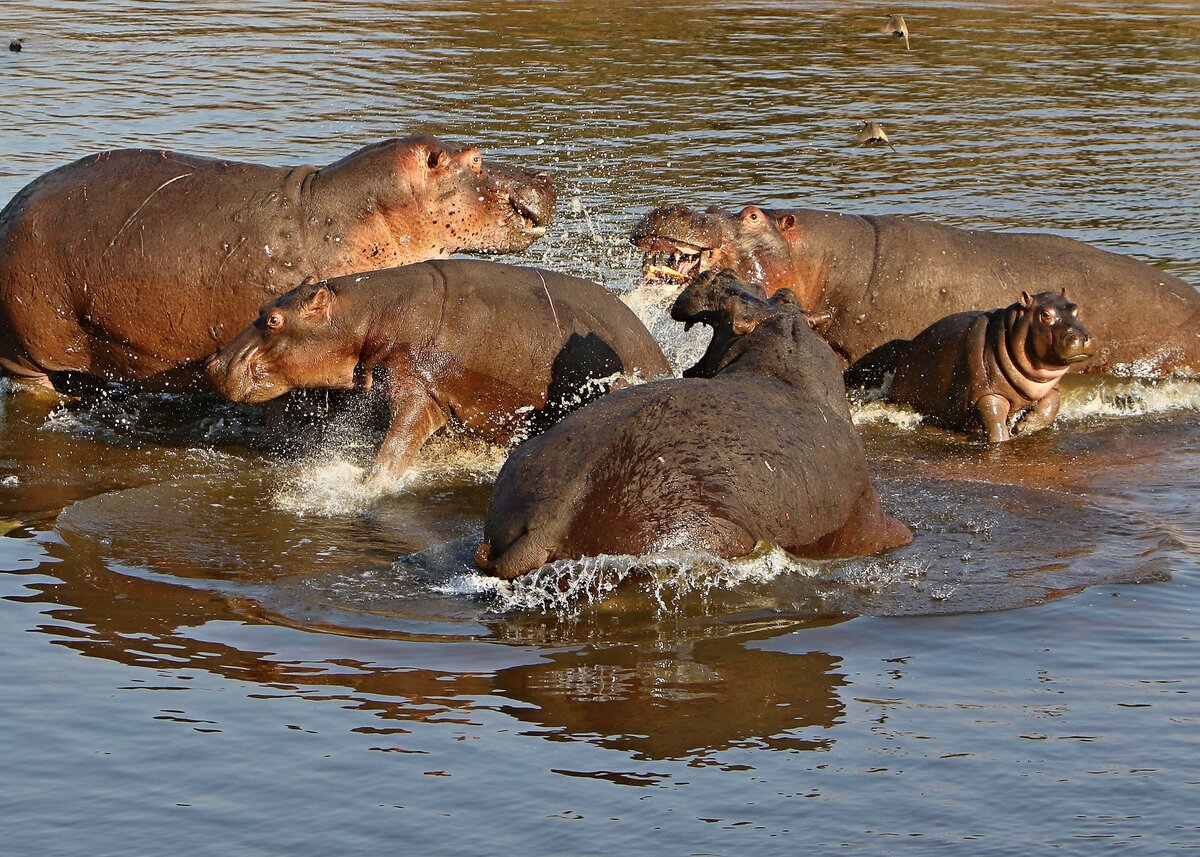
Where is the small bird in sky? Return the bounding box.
[853,120,897,153]
[881,14,911,51]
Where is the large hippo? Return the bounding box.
[853,290,1095,442]
[632,204,1200,377]
[0,135,555,390]
[205,259,671,487]
[474,270,911,579]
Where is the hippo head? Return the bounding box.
[333,134,556,257]
[1015,290,1095,368]
[205,279,358,403]
[670,270,807,378]
[632,204,798,297]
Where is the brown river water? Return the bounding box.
[2,1,1199,853]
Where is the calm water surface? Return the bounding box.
[1,1,1198,853]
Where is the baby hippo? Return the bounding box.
[205,259,671,487]
[474,270,911,579]
[866,290,1094,442]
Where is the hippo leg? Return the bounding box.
[0,355,56,392]
[975,394,1013,443]
[363,380,447,490]
[1012,389,1060,436]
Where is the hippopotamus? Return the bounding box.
[474,270,911,579]
[205,259,671,487]
[632,204,1200,377]
[852,290,1095,442]
[0,135,555,390]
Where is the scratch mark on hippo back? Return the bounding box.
[538,269,562,337]
[104,173,193,255]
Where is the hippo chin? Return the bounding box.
[631,204,1200,378]
[852,290,1095,442]
[205,259,671,488]
[474,270,911,580]
[0,135,555,390]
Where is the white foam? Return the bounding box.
[483,543,819,616]
[1060,378,1200,419]
[271,436,508,517]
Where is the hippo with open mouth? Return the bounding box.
[0,135,555,390]
[474,269,911,579]
[631,204,1199,377]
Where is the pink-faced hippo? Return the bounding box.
[205,259,671,488]
[0,135,555,390]
[632,204,1199,377]
[474,270,911,579]
[850,290,1095,442]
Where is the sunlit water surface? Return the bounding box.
[2,1,1198,853]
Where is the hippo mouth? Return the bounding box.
[510,197,547,236]
[636,236,714,286]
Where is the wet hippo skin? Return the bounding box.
[205,259,672,488]
[632,204,1200,377]
[851,290,1095,442]
[0,135,555,389]
[475,270,911,579]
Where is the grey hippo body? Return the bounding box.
[633,204,1200,377]
[475,271,911,579]
[205,259,672,487]
[0,135,555,389]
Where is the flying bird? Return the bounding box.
[853,120,897,153]
[881,14,911,51]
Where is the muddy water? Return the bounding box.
[2,1,1199,853]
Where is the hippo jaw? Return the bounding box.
[631,205,731,288]
[205,343,292,403]
[636,235,716,286]
[479,162,556,252]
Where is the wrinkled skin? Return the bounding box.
[475,270,911,579]
[862,290,1095,442]
[0,135,556,390]
[631,204,1200,377]
[206,259,671,487]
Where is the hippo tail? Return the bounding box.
[844,338,911,391]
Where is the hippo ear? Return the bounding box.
[299,285,335,323]
[1020,291,1034,308]
[1060,287,1068,298]
[426,149,450,171]
[776,213,796,232]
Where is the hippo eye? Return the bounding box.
[265,312,284,331]
[1039,309,1057,324]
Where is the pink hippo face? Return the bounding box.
[205,280,358,403]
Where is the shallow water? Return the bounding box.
[2,1,1199,853]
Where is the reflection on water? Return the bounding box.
[2,0,1199,852]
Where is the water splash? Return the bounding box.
[272,436,507,517]
[1060,377,1200,419]
[619,283,711,374]
[483,544,819,617]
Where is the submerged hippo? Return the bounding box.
[474,270,911,579]
[632,204,1200,377]
[0,135,555,390]
[852,290,1095,442]
[205,259,671,487]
